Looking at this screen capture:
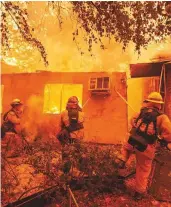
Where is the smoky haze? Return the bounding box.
[22,95,60,142]
[1,2,171,74]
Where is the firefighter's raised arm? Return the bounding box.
[7,111,21,125]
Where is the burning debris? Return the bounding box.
[1,138,125,206]
[1,138,171,207]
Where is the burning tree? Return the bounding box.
[1,1,171,66]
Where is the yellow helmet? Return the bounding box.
[11,99,23,107]
[145,92,164,104]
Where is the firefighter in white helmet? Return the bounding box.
[1,99,24,157]
[119,92,171,200]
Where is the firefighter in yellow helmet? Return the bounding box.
[57,96,84,145]
[57,96,84,174]
[119,92,171,200]
[1,99,24,157]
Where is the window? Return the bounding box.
[43,84,63,114]
[1,85,4,113]
[43,84,83,114]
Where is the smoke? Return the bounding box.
[130,39,171,63]
[22,95,60,142]
[2,2,171,74]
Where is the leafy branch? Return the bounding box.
[1,2,48,66]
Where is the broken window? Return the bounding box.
[43,84,83,114]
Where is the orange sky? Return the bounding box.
[1,2,171,74]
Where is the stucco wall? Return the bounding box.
[1,71,128,144]
[127,77,160,128]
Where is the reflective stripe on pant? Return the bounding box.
[121,143,156,193]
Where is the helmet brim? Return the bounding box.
[145,99,164,104]
[11,102,23,107]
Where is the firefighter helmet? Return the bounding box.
[145,92,164,104]
[66,96,79,110]
[67,96,79,104]
[11,99,23,107]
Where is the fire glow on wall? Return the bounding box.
[43,84,83,114]
[1,85,4,114]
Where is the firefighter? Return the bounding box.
[57,96,84,174]
[57,96,84,145]
[119,92,171,200]
[1,99,24,157]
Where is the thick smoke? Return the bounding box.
[2,2,171,74]
[22,95,60,142]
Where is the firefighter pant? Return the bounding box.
[121,142,156,193]
[1,132,22,156]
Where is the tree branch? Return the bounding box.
[1,2,48,66]
[1,2,24,35]
[90,1,102,14]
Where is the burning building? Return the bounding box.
[1,62,128,144]
[1,59,171,206]
[2,60,169,143]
